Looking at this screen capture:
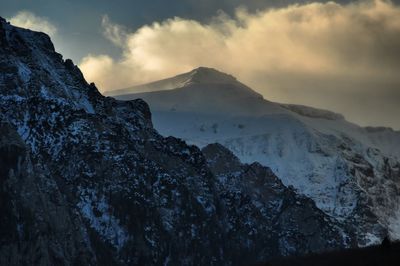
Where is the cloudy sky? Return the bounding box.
[1,0,400,129]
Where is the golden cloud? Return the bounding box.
[79,0,400,128]
[9,11,57,37]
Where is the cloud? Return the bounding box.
[79,0,400,128]
[101,15,128,47]
[9,11,57,37]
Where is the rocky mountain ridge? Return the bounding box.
[0,17,351,265]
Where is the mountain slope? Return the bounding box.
[202,143,351,260]
[110,67,400,245]
[0,122,95,265]
[0,18,349,265]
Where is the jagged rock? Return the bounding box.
[0,122,95,265]
[202,143,348,260]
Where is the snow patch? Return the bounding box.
[77,188,129,250]
[16,62,31,83]
[361,233,381,247]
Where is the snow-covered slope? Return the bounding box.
[111,67,400,245]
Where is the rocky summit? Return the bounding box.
[0,17,355,265]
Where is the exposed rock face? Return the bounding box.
[0,123,94,265]
[0,18,349,265]
[202,143,349,261]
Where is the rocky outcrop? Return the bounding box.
[0,123,94,265]
[202,143,349,261]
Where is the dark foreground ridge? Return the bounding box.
[260,240,400,266]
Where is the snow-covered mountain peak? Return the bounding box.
[187,66,238,85]
[105,66,260,98]
[108,67,267,115]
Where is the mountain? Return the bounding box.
[109,67,400,246]
[106,67,260,97]
[105,67,278,118]
[0,18,350,265]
